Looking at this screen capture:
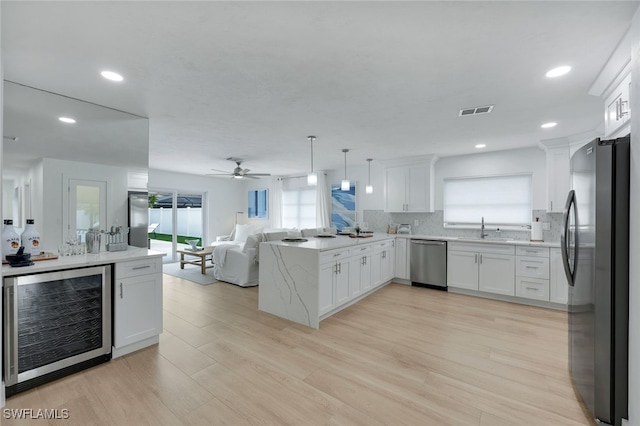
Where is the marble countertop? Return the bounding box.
[395,233,560,248]
[2,247,166,277]
[263,233,560,251]
[264,233,395,251]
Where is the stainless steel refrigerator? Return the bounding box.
[128,191,149,248]
[561,135,629,426]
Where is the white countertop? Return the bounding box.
[2,247,166,277]
[264,233,395,251]
[263,233,559,251]
[395,233,560,248]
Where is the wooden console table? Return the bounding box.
[176,247,214,274]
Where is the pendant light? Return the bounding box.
[307,136,317,186]
[341,149,350,191]
[365,158,373,194]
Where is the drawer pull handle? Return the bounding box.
[120,282,124,298]
[525,287,539,291]
[334,253,341,257]
[132,265,151,270]
[525,266,538,269]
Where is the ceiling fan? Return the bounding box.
[207,157,271,179]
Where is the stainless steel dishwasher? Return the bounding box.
[410,239,447,289]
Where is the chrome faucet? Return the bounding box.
[480,217,489,239]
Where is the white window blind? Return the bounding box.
[443,174,532,226]
[282,178,316,229]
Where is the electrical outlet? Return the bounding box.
[414,219,420,227]
[542,222,550,231]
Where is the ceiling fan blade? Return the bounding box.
[241,168,250,174]
[205,173,231,176]
[245,173,271,177]
[209,168,231,173]
[244,175,259,179]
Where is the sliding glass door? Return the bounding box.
[148,189,205,262]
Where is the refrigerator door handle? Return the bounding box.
[560,189,578,287]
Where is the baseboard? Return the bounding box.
[448,287,568,311]
[112,335,160,358]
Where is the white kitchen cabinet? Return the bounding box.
[604,72,631,138]
[349,245,372,296]
[515,246,549,302]
[381,241,395,283]
[516,276,550,301]
[447,250,479,290]
[447,242,515,295]
[549,247,569,304]
[319,248,351,315]
[545,146,570,213]
[371,240,394,288]
[113,257,163,351]
[394,237,410,280]
[383,155,437,213]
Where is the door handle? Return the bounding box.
[120,282,124,299]
[561,190,578,287]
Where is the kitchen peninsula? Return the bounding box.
[259,234,396,328]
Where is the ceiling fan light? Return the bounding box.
[341,179,350,191]
[307,172,318,186]
[365,184,373,194]
[233,175,243,179]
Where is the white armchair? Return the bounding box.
[211,225,291,287]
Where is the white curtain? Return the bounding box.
[271,177,283,228]
[315,172,331,228]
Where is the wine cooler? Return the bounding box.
[4,265,112,396]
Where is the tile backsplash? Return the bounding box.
[363,210,563,243]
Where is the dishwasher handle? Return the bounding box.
[410,240,446,246]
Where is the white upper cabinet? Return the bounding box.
[604,71,631,138]
[383,155,437,213]
[539,141,570,213]
[589,30,631,139]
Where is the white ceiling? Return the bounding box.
[2,1,638,177]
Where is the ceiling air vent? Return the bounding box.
[459,105,494,117]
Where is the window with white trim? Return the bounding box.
[443,174,532,227]
[282,178,316,229]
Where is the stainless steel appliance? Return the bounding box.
[561,135,629,425]
[128,191,149,248]
[410,239,447,289]
[4,265,112,396]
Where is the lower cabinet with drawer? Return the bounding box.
[113,257,163,357]
[515,246,550,302]
[447,243,566,309]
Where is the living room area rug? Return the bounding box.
[162,262,219,285]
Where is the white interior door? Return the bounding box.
[68,179,107,243]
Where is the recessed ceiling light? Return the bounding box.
[541,122,557,129]
[101,70,124,82]
[59,117,76,124]
[475,144,486,149]
[545,66,571,78]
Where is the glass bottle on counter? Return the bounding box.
[2,219,21,258]
[21,219,41,256]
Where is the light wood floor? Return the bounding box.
[4,276,595,425]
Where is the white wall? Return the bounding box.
[148,168,244,243]
[627,7,640,426]
[40,158,129,252]
[435,147,546,211]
